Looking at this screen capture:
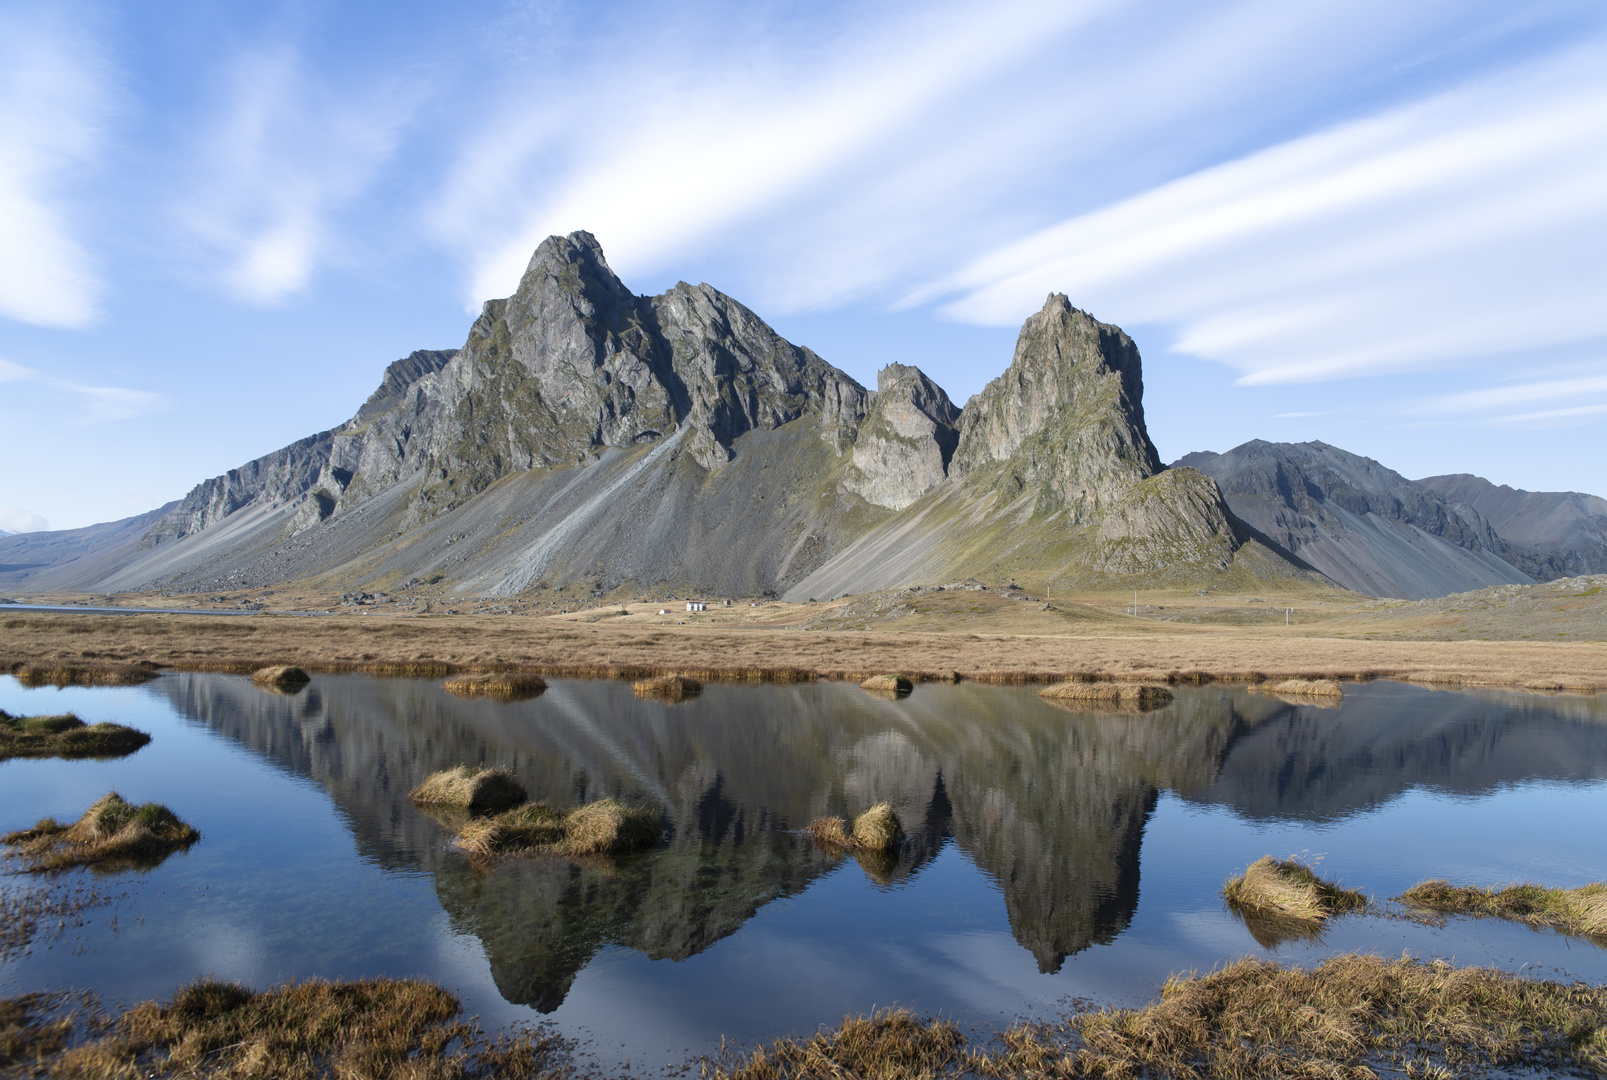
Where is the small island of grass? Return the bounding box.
[2,792,199,873]
[0,710,151,760]
[632,673,703,700]
[251,665,311,692]
[441,672,547,700]
[860,674,913,695]
[1038,681,1173,708]
[457,798,660,858]
[408,766,528,817]
[1397,879,1607,939]
[1222,855,1367,946]
[805,802,905,852]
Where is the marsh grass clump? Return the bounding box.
[804,803,904,854]
[706,957,1607,1080]
[0,710,150,760]
[456,799,659,860]
[442,672,547,701]
[251,664,310,692]
[408,766,528,817]
[860,674,913,695]
[2,793,199,873]
[631,673,702,701]
[1258,677,1344,698]
[12,662,159,688]
[33,976,574,1080]
[1398,879,1607,940]
[1038,682,1173,709]
[1222,855,1368,932]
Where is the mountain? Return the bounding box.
[1417,474,1607,579]
[1178,440,1547,600]
[0,502,178,592]
[11,232,1301,599]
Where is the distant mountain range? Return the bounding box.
[0,231,1601,602]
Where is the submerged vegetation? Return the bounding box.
[456,799,660,859]
[1,977,572,1080]
[2,793,199,873]
[442,672,548,700]
[408,766,528,817]
[0,710,150,760]
[1222,856,1368,946]
[1037,681,1173,708]
[805,802,905,853]
[250,664,310,692]
[631,673,702,700]
[1398,879,1607,940]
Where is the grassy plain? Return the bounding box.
[3,576,1606,692]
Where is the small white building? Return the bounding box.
[686,600,707,612]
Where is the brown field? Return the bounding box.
[2,578,1606,693]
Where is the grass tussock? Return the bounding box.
[1398,879,1607,939]
[408,766,528,817]
[441,672,548,700]
[1038,681,1174,709]
[2,793,199,873]
[1222,855,1368,929]
[0,710,150,760]
[27,976,573,1080]
[456,799,659,859]
[707,956,1607,1079]
[1257,677,1344,698]
[10,661,159,688]
[860,674,913,694]
[250,664,310,692]
[804,803,904,853]
[631,673,702,700]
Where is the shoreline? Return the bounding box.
[2,608,1604,695]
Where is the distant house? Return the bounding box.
[685,601,707,612]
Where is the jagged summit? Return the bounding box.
[4,232,1286,598]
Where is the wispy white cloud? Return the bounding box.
[933,40,1607,386]
[0,4,113,329]
[0,508,49,534]
[1490,402,1607,425]
[179,45,421,304]
[0,354,164,422]
[1419,373,1607,415]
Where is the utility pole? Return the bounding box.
[1133,588,1138,617]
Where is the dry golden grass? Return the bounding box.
[1257,676,1344,698]
[1398,879,1607,939]
[806,804,904,853]
[1038,681,1174,709]
[860,674,913,693]
[250,664,310,691]
[23,976,573,1080]
[9,661,159,688]
[2,793,199,873]
[407,766,527,817]
[1222,855,1368,931]
[2,602,1605,693]
[441,672,547,700]
[456,799,659,859]
[0,711,149,761]
[707,956,1607,1079]
[631,673,702,700]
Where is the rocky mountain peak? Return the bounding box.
[949,293,1162,520]
[847,364,961,509]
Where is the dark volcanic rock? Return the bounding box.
[1418,473,1607,579]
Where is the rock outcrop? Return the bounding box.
[846,364,960,510]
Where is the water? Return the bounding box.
[3,674,1606,1067]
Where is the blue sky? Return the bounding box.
[3,0,1606,532]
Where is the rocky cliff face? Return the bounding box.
[846,363,960,510]
[1418,473,1607,579]
[951,295,1163,519]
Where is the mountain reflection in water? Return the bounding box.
[155,676,1607,1012]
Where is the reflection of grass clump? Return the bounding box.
[457,799,659,859]
[1398,879,1607,939]
[1038,682,1173,708]
[27,976,571,1080]
[3,793,199,873]
[1222,855,1367,941]
[442,673,547,700]
[805,802,904,853]
[0,710,150,760]
[408,766,528,817]
[251,665,310,692]
[706,958,1607,1080]
[632,674,702,701]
